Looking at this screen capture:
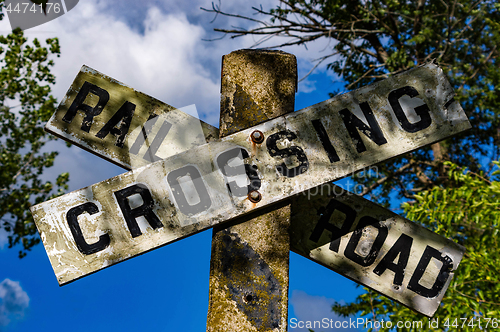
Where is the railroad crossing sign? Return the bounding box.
[32,53,468,318]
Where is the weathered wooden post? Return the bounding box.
[207,49,297,331]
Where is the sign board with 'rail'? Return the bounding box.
[31,63,470,289]
[45,65,219,170]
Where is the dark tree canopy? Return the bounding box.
[204,0,500,203]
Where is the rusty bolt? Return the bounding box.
[248,190,262,203]
[250,130,264,144]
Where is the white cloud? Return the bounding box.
[0,279,30,326]
[24,0,307,128]
[1,0,245,191]
[290,290,361,331]
[44,1,223,127]
[1,0,342,191]
[3,0,338,125]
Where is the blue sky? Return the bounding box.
[0,1,369,330]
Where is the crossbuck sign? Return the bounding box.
[32,61,469,317]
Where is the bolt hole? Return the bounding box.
[248,190,262,203]
[250,130,264,144]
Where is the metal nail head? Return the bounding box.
[248,190,262,203]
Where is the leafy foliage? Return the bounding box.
[333,161,500,331]
[0,7,68,257]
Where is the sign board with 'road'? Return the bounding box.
[290,184,464,317]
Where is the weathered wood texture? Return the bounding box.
[207,50,296,331]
